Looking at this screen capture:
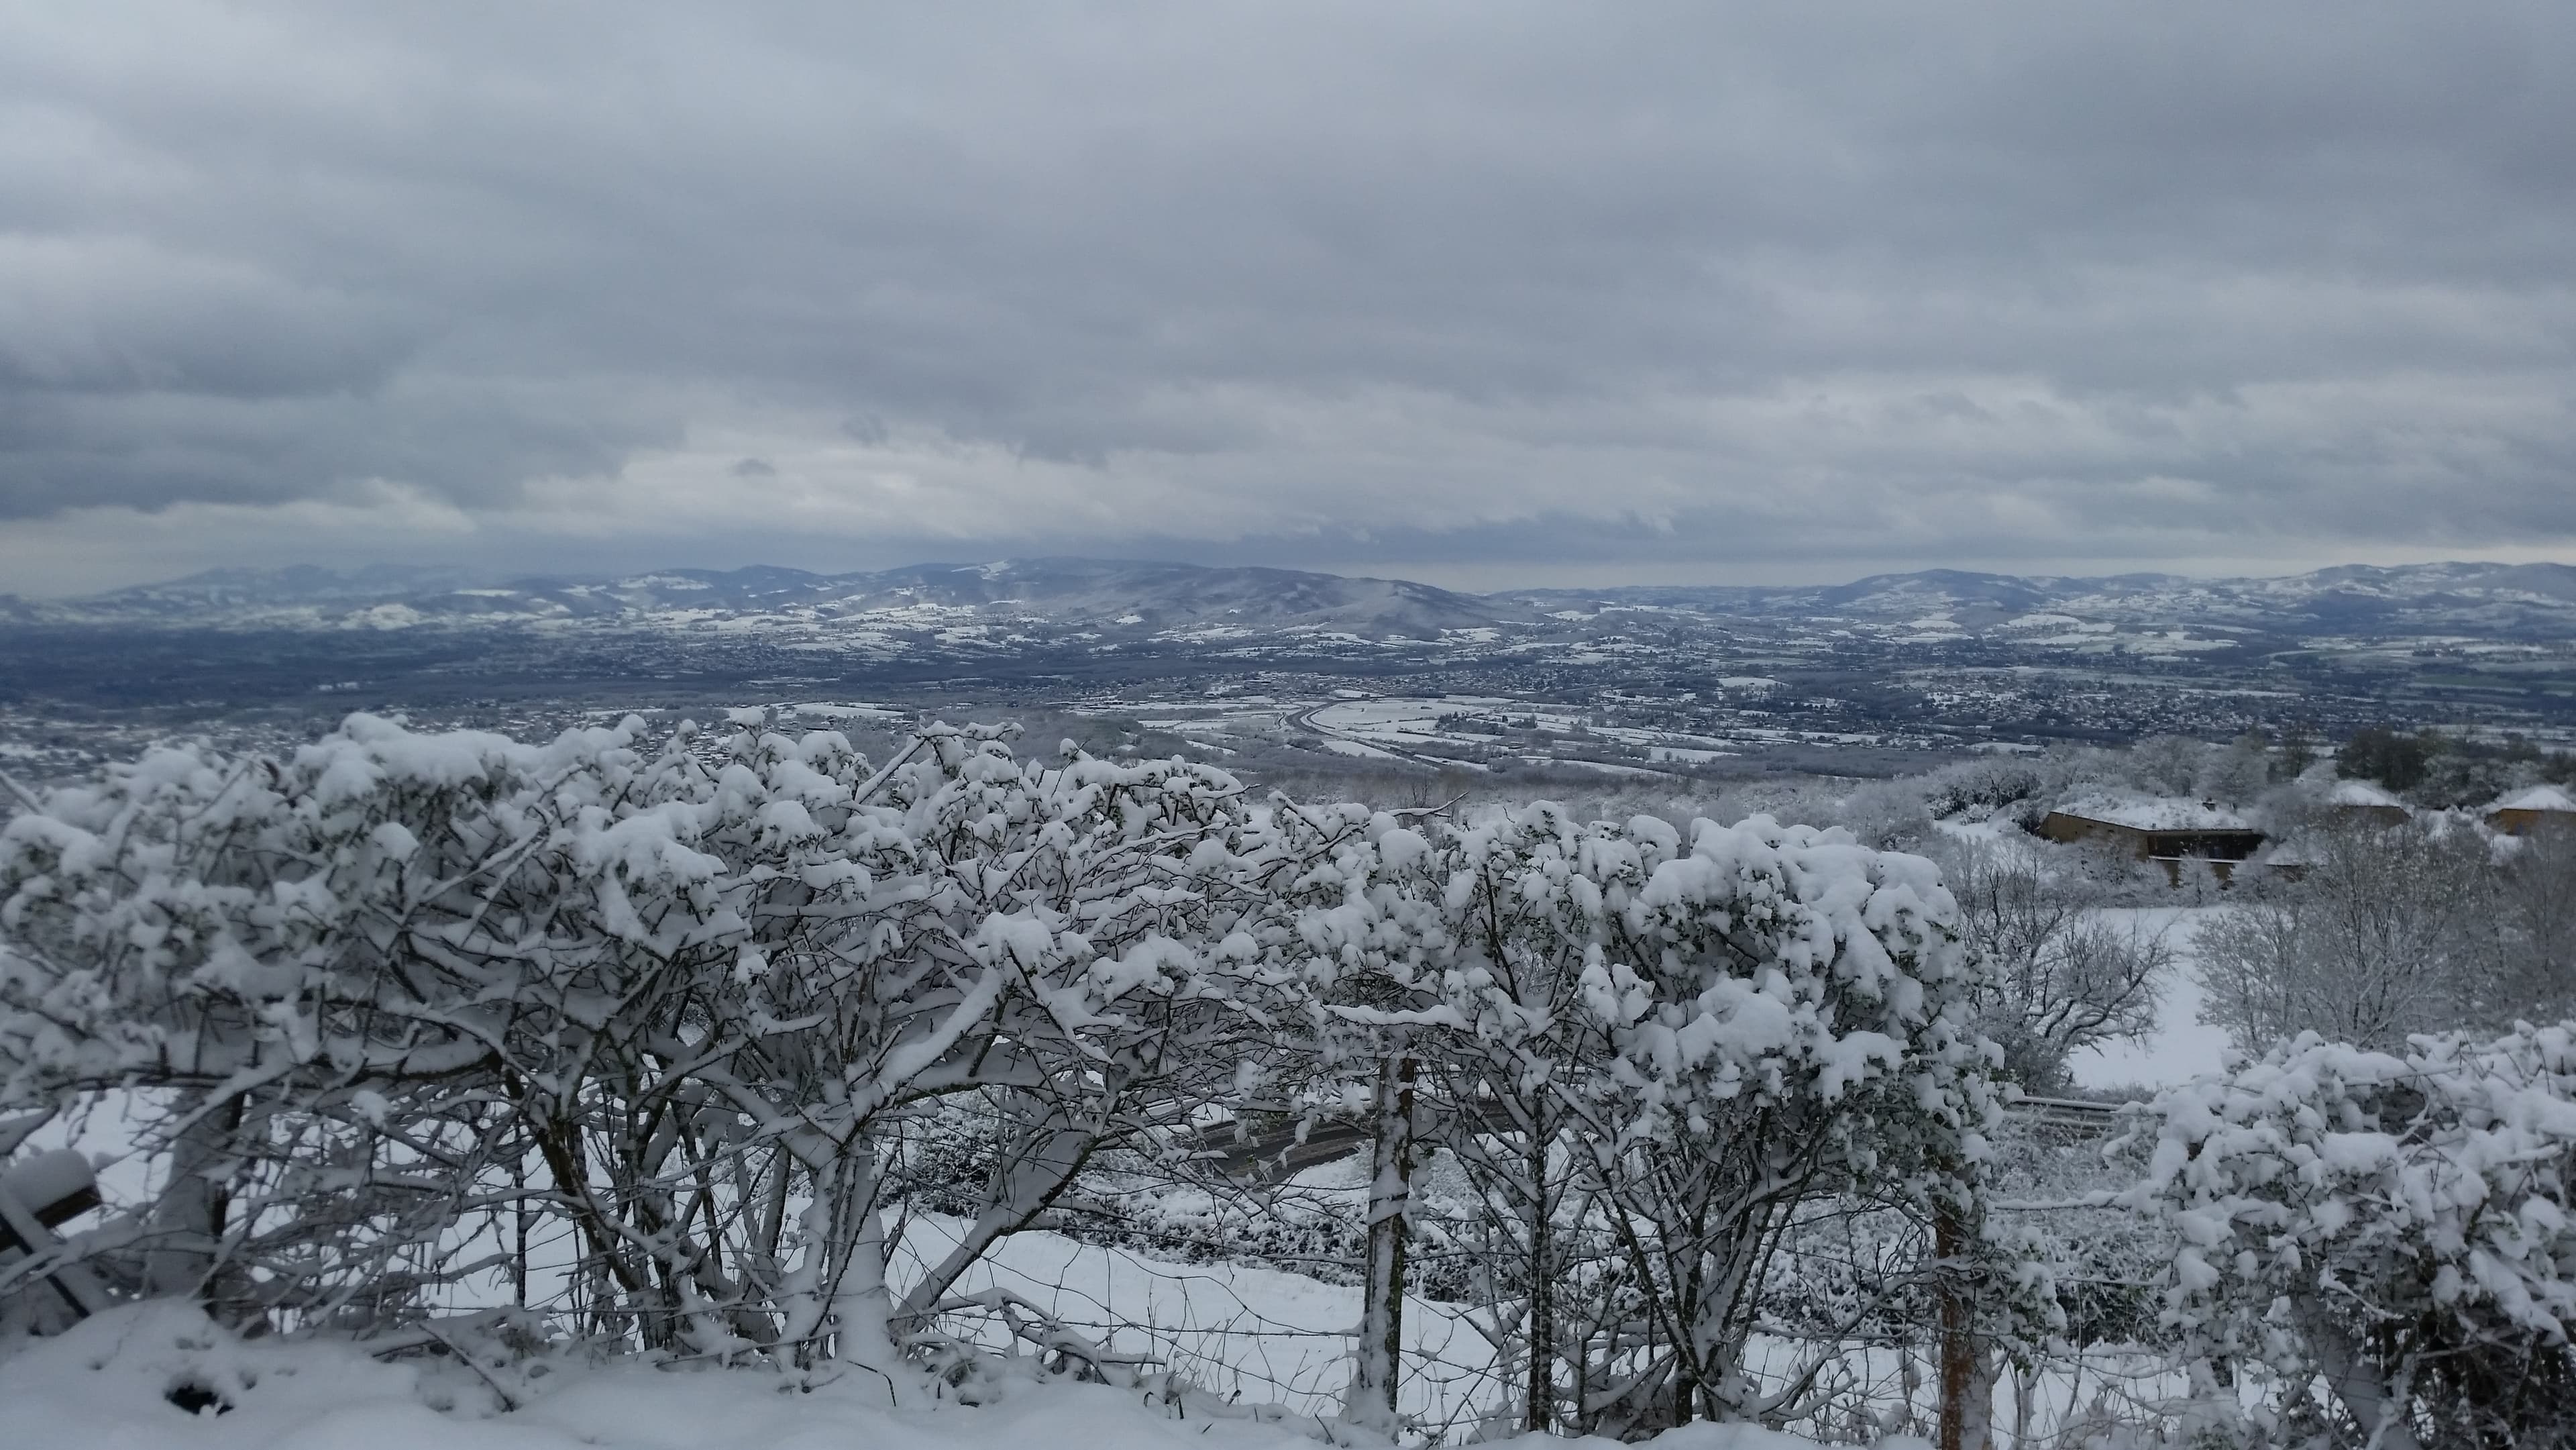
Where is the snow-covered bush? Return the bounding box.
[1,716,2012,1439]
[1258,801,2004,1434]
[1921,756,2053,826]
[2120,1024,2576,1448]
[0,715,1301,1365]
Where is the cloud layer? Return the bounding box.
[3,1,2572,592]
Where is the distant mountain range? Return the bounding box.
[1508,561,2576,635]
[4,557,2573,641]
[0,558,1511,639]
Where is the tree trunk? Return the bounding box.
[1525,1135,1555,1434]
[1344,1049,1417,1433]
[827,1143,899,1389]
[144,1095,241,1313]
[2297,1298,2424,1450]
[1935,1199,1992,1450]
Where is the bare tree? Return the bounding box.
[2126,735,2209,796]
[2491,821,2576,1024]
[1931,837,2167,1093]
[2196,820,2496,1053]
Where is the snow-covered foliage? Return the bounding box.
[0,715,2003,1441]
[2121,1024,2576,1447]
[0,715,1299,1362]
[1247,800,2003,1433]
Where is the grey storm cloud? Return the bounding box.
[3,0,2573,578]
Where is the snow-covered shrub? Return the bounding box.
[1265,800,2004,1434]
[1,717,2019,1437]
[0,715,1302,1365]
[1720,776,1939,851]
[1831,779,1939,852]
[1923,756,2051,825]
[2120,1025,2576,1448]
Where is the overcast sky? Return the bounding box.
[3,2,2573,595]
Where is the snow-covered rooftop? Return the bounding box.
[2491,784,2576,814]
[2326,778,2406,809]
[2051,794,2255,832]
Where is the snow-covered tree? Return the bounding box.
[2121,1024,2576,1448]
[1931,835,2167,1093]
[2195,819,2498,1053]
[3,715,2020,1439]
[2199,732,2273,806]
[0,716,1302,1369]
[1271,802,2004,1434]
[2494,824,2576,1025]
[2127,735,2210,797]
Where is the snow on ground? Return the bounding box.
[1650,745,1737,764]
[898,1211,1496,1426]
[1318,738,1400,759]
[2065,905,2233,1092]
[1527,758,1666,776]
[788,701,910,723]
[0,1300,1881,1450]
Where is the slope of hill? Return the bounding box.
[32,558,1513,639]
[1507,560,2576,638]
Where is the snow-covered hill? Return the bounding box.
[1510,560,2576,637]
[21,557,2576,641]
[25,558,1513,639]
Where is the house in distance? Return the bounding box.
[2323,778,2414,829]
[2487,784,2576,837]
[2037,794,2269,882]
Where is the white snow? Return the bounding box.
[790,701,910,723]
[2066,906,2233,1090]
[2052,794,2252,832]
[2326,778,2404,809]
[0,1299,1880,1450]
[2492,783,2576,813]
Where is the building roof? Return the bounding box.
[2051,794,2255,832]
[2326,778,2406,810]
[2491,784,2576,815]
